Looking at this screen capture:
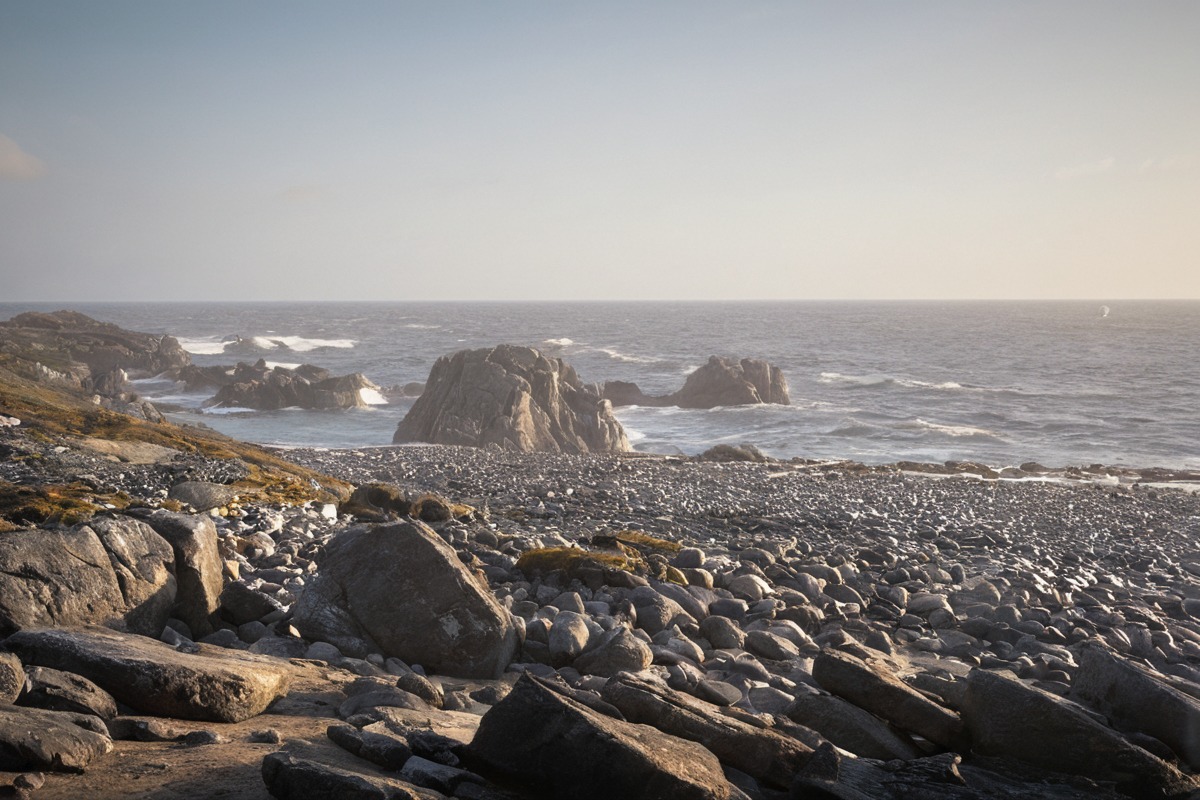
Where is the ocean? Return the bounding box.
[2,301,1197,471]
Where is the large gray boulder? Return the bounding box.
[600,671,811,789]
[469,674,731,800]
[0,705,113,773]
[1071,642,1200,771]
[785,691,922,761]
[812,649,963,750]
[204,360,381,410]
[142,510,224,636]
[961,667,1194,795]
[0,517,176,637]
[262,751,443,800]
[5,626,292,723]
[393,345,629,453]
[293,521,519,678]
[603,355,790,409]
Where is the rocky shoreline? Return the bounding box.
[4,311,1200,798]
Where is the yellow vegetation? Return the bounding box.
[515,546,631,577]
[613,529,682,554]
[0,481,133,528]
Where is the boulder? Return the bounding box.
[812,649,962,749]
[0,651,25,704]
[603,356,790,409]
[293,521,519,678]
[1071,642,1200,770]
[261,751,443,800]
[204,360,382,410]
[5,626,291,723]
[393,345,629,454]
[0,705,113,773]
[961,667,1193,794]
[469,674,730,800]
[18,665,119,719]
[0,517,176,637]
[142,510,224,636]
[573,625,653,677]
[167,481,238,512]
[785,691,922,761]
[600,672,811,789]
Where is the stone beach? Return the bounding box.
[4,312,1200,798]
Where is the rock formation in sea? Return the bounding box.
[200,360,381,411]
[393,344,630,453]
[603,355,790,409]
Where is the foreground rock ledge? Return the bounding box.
[5,626,292,723]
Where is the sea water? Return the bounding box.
[2,301,1197,470]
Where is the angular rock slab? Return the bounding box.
[262,751,444,800]
[143,510,224,637]
[5,626,291,723]
[470,674,731,800]
[813,649,963,749]
[0,704,113,773]
[1072,642,1200,771]
[294,521,519,678]
[601,671,811,789]
[0,518,176,637]
[961,667,1194,795]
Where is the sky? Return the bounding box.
[1,1,1197,302]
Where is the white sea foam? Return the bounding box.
[623,426,647,443]
[267,335,356,352]
[264,361,301,371]
[543,337,575,347]
[359,387,389,406]
[403,323,440,330]
[820,372,973,392]
[176,337,229,355]
[819,372,891,387]
[201,406,256,415]
[913,419,999,438]
[591,347,657,364]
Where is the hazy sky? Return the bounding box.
[1,1,1197,301]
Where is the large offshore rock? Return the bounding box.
[293,521,519,678]
[204,360,381,410]
[603,355,790,410]
[600,671,810,789]
[393,345,629,453]
[1071,642,1200,771]
[469,674,730,800]
[961,667,1194,795]
[0,704,114,773]
[142,510,224,637]
[0,517,176,637]
[5,626,291,723]
[812,649,963,750]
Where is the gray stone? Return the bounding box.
[18,666,118,720]
[142,510,224,637]
[167,481,238,512]
[700,615,745,650]
[785,691,921,761]
[470,674,730,800]
[744,630,799,662]
[0,705,113,773]
[293,521,519,678]
[0,518,176,637]
[573,625,653,677]
[5,625,291,723]
[548,611,591,666]
[220,582,285,626]
[0,651,25,705]
[261,751,443,800]
[394,345,629,454]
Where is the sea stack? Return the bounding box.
[393,345,630,454]
[603,355,790,409]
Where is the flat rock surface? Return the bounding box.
[5,626,292,723]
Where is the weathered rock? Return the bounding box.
[18,666,118,719]
[700,615,746,650]
[339,483,412,521]
[0,518,175,637]
[220,581,285,626]
[573,625,653,677]
[261,751,443,800]
[327,723,414,771]
[168,481,238,512]
[0,652,25,705]
[601,672,811,789]
[785,691,921,761]
[142,510,223,637]
[1072,642,1200,771]
[205,360,381,411]
[961,667,1193,795]
[293,521,519,678]
[547,611,591,666]
[393,345,629,454]
[5,626,291,723]
[0,705,113,773]
[812,649,963,749]
[469,674,730,800]
[603,356,789,410]
[0,310,190,378]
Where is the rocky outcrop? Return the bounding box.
[602,355,789,409]
[469,674,731,800]
[0,310,190,378]
[0,704,114,773]
[293,520,520,678]
[5,626,292,723]
[393,345,629,453]
[0,517,177,637]
[202,360,381,410]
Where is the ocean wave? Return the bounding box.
[179,334,356,354]
[542,337,575,347]
[257,335,356,352]
[403,323,440,330]
[200,406,257,415]
[358,388,389,406]
[590,347,658,364]
[176,337,229,355]
[263,361,301,371]
[911,418,1001,438]
[819,372,974,392]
